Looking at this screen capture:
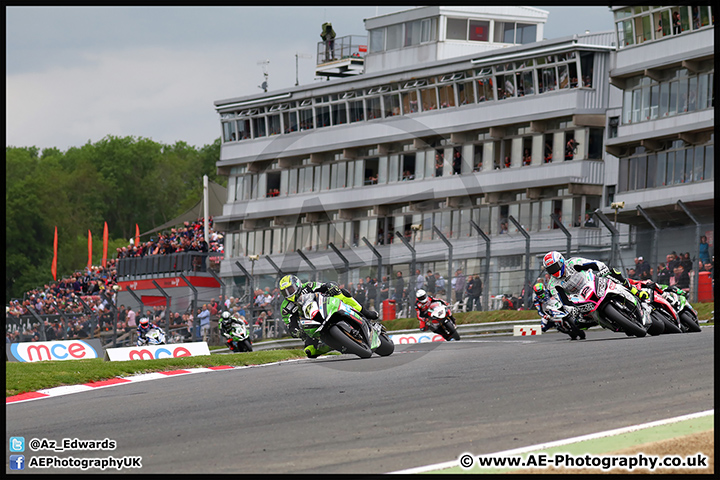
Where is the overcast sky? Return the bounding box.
[6,6,615,153]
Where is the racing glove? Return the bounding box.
[361,308,379,320]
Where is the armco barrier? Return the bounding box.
[220,320,543,353]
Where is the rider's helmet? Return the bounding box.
[543,251,566,279]
[138,317,150,330]
[533,282,550,302]
[416,289,431,309]
[221,310,231,321]
[279,275,302,302]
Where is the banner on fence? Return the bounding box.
[6,339,105,363]
[388,333,446,344]
[104,342,210,361]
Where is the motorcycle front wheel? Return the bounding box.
[654,309,682,334]
[647,311,665,336]
[324,323,373,358]
[602,302,646,337]
[443,320,461,341]
[679,310,701,332]
[374,333,395,356]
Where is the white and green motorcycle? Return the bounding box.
[298,292,394,359]
[658,285,702,333]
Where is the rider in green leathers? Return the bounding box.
[279,275,379,358]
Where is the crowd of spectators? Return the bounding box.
[115,217,224,259]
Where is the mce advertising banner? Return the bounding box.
[7,339,105,362]
[104,342,210,361]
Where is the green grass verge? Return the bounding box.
[6,303,712,398]
[6,350,306,397]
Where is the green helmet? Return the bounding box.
[279,275,302,302]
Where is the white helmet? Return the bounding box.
[416,289,430,307]
[221,311,231,320]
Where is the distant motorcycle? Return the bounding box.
[662,287,701,333]
[137,327,166,346]
[542,302,588,340]
[222,322,253,352]
[424,301,461,341]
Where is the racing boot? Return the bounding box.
[304,344,332,358]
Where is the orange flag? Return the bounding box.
[88,230,93,270]
[51,226,58,281]
[135,223,140,247]
[102,222,109,268]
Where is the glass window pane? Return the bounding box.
[253,117,266,138]
[383,93,401,117]
[315,105,330,128]
[517,23,536,44]
[697,73,709,110]
[659,83,670,117]
[332,103,347,125]
[687,76,698,111]
[387,24,402,50]
[668,81,678,115]
[477,77,494,102]
[693,146,704,181]
[370,28,384,53]
[468,20,489,41]
[656,152,667,186]
[401,89,419,113]
[299,108,314,130]
[541,68,556,92]
[438,84,455,108]
[457,81,475,105]
[349,100,364,122]
[420,87,437,110]
[405,19,422,46]
[447,18,466,40]
[673,149,685,184]
[366,97,382,119]
[678,77,689,112]
[703,145,713,180]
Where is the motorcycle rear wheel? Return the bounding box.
[647,311,665,336]
[443,321,461,341]
[602,302,646,337]
[325,324,373,358]
[679,310,701,332]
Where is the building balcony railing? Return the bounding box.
[316,35,367,65]
[116,252,222,278]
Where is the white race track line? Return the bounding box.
[389,409,714,474]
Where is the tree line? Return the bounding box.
[6,135,223,300]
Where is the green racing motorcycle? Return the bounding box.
[298,292,394,359]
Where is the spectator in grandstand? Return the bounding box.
[415,269,425,291]
[656,263,670,285]
[467,274,483,311]
[197,304,211,339]
[453,269,466,304]
[673,264,690,292]
[379,276,389,303]
[636,257,651,281]
[393,271,405,314]
[699,235,711,263]
[425,270,436,295]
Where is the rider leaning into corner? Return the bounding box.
[279,275,379,358]
[136,316,161,344]
[542,250,649,301]
[218,310,248,345]
[414,289,454,332]
[533,281,585,339]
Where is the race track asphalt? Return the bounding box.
[6,328,714,474]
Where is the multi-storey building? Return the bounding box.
[601,5,714,301]
[212,6,713,310]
